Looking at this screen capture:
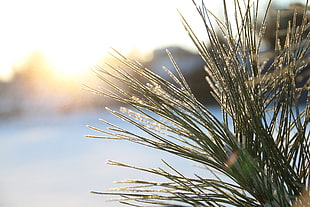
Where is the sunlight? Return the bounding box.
[44,46,106,81]
[0,0,302,81]
[0,0,199,82]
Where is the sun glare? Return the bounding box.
[0,0,207,82]
[0,0,298,82]
[44,46,107,80]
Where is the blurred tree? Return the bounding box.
[12,51,54,96]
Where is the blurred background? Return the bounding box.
[0,0,308,206]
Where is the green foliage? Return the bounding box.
[86,0,309,206]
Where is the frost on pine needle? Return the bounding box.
[86,0,309,206]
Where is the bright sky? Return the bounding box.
[0,0,199,80]
[0,0,304,80]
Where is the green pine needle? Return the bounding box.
[87,0,309,206]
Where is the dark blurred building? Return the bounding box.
[264,3,310,49]
[263,3,309,103]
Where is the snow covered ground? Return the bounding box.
[0,108,221,207]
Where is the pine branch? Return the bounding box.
[87,0,310,206]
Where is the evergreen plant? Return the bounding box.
[86,0,309,206]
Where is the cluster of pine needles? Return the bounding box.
[86,0,309,206]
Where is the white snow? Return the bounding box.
[0,108,221,207]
